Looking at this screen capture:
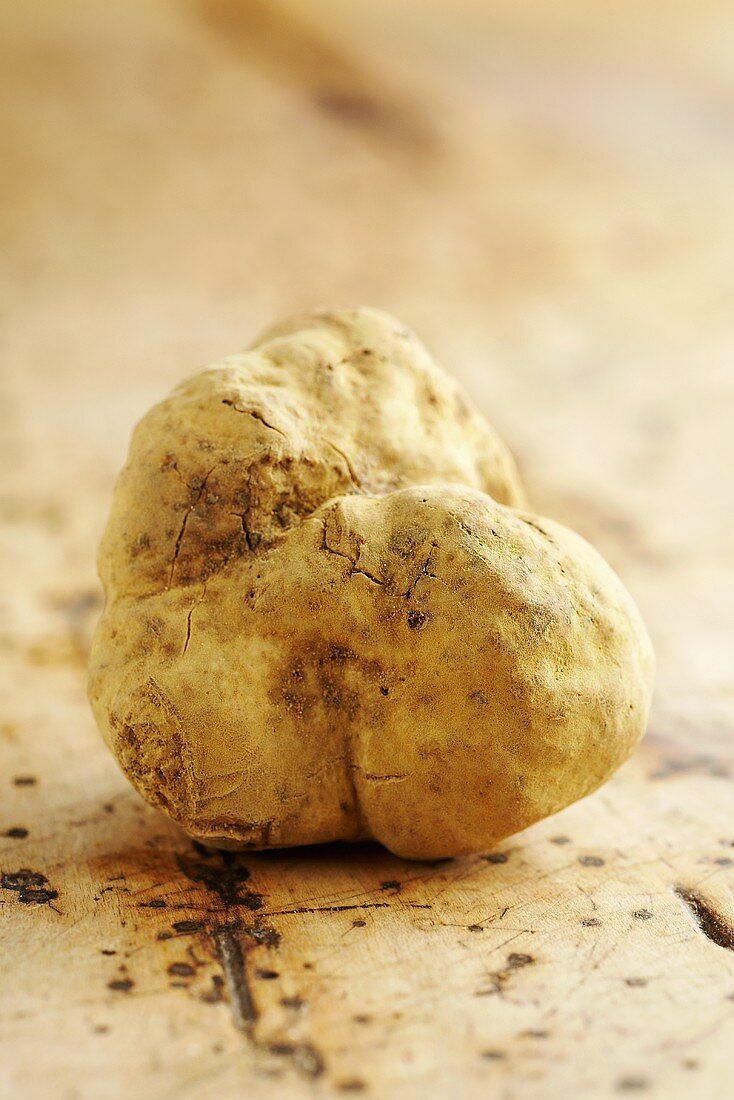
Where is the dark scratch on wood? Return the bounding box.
[210,926,258,1031]
[475,946,535,997]
[673,885,734,951]
[208,925,327,1073]
[268,1041,325,1079]
[266,902,390,917]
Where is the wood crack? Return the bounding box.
[210,926,258,1031]
[266,902,391,917]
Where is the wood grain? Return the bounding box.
[1,1,733,1097]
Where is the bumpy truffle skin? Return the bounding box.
[88,308,653,859]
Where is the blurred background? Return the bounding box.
[2,6,734,1095]
[1,0,732,734]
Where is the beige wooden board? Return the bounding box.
[1,2,733,1097]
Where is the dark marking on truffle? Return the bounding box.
[406,608,429,630]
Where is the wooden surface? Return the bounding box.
[1,2,733,1097]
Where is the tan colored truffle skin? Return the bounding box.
[89,310,654,860]
[96,307,524,603]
